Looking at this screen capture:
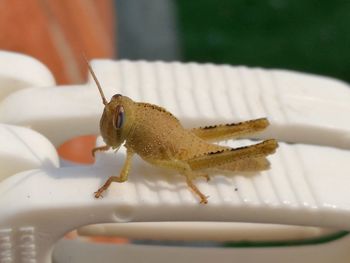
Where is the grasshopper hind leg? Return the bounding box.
[217,157,271,172]
[190,118,269,142]
[188,139,278,171]
[146,158,210,204]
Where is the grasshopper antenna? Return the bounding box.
[83,54,108,105]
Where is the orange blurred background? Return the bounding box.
[0,0,117,164]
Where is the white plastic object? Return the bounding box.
[0,123,59,181]
[0,50,55,101]
[78,222,337,242]
[1,51,350,262]
[1,61,350,149]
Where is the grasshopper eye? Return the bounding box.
[113,105,125,129]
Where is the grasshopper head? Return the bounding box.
[84,59,135,149]
[99,94,135,148]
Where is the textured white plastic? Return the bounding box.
[1,51,350,262]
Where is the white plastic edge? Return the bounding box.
[0,123,59,181]
[0,51,55,101]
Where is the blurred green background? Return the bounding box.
[116,0,350,82]
[177,0,350,82]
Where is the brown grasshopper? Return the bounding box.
[88,63,278,204]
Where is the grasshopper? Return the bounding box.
[88,63,278,204]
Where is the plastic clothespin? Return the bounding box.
[1,51,350,263]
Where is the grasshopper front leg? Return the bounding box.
[92,145,110,157]
[94,148,135,198]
